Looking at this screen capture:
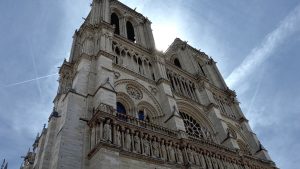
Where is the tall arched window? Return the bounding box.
[111,13,120,35]
[174,58,182,68]
[138,110,145,121]
[126,21,135,42]
[117,102,126,114]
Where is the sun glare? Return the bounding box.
[152,22,181,52]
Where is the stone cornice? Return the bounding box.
[113,64,156,85]
[165,63,198,82]
[113,36,153,57]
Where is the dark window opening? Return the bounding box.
[126,21,135,42]
[115,47,120,55]
[174,58,182,68]
[138,111,145,121]
[117,102,127,121]
[111,13,120,35]
[117,102,126,114]
[198,63,206,76]
[145,116,150,123]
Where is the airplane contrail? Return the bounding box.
[0,73,58,89]
[226,4,300,88]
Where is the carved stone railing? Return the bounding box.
[166,68,199,103]
[87,104,276,169]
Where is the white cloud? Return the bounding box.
[226,4,300,88]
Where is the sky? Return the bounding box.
[0,0,299,168]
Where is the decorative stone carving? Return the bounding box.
[175,144,183,164]
[167,141,176,163]
[199,152,207,169]
[186,145,195,164]
[216,155,225,169]
[103,119,112,143]
[114,71,121,79]
[124,129,131,151]
[152,137,160,158]
[211,155,219,169]
[160,139,168,161]
[193,148,200,166]
[149,86,158,95]
[204,153,213,169]
[126,84,143,100]
[115,125,122,147]
[142,134,150,156]
[133,131,141,153]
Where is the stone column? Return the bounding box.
[154,56,186,133]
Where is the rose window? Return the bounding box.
[179,112,212,140]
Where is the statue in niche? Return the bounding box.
[211,155,219,169]
[152,137,160,158]
[103,119,112,143]
[142,134,150,156]
[187,145,195,164]
[133,131,141,153]
[204,152,213,169]
[216,155,225,169]
[193,147,200,166]
[115,125,122,147]
[167,141,176,163]
[160,139,168,161]
[198,152,207,168]
[124,129,131,151]
[175,144,183,164]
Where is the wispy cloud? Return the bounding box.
[0,73,58,89]
[226,4,300,88]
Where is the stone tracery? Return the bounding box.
[179,112,214,142]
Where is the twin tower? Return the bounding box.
[21,0,276,169]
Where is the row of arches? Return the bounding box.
[111,12,135,42]
[112,41,155,80]
[213,94,238,120]
[166,69,198,102]
[116,101,151,122]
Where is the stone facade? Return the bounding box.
[20,0,276,169]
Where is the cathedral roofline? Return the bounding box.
[110,0,150,23]
[165,38,210,60]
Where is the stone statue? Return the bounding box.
[216,156,224,169]
[115,126,122,147]
[143,134,150,156]
[103,119,112,143]
[160,140,168,161]
[175,144,183,164]
[152,137,160,158]
[187,145,195,164]
[124,129,131,151]
[133,131,141,153]
[204,153,213,169]
[193,148,200,166]
[167,141,176,163]
[211,155,219,169]
[199,152,207,169]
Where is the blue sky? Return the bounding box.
[0,0,299,168]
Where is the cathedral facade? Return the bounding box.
[21,0,276,169]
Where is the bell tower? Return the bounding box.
[20,1,276,169]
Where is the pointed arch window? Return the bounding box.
[117,102,126,114]
[174,58,182,68]
[126,21,135,42]
[138,110,145,121]
[111,13,120,35]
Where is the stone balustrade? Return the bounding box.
[87,104,276,169]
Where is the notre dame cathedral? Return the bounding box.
[20,0,277,169]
